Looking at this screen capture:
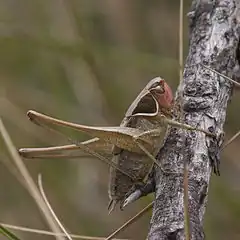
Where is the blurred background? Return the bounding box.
[0,0,240,239]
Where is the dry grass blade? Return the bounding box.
[201,64,240,87]
[0,118,65,240]
[0,153,27,188]
[105,202,153,240]
[38,174,72,240]
[179,0,183,83]
[0,223,127,240]
[183,162,190,240]
[221,130,240,150]
[179,0,190,239]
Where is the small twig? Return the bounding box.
[179,0,184,83]
[0,118,64,240]
[221,130,240,150]
[200,64,240,87]
[0,223,127,240]
[38,174,72,240]
[183,162,190,240]
[105,202,153,240]
[0,154,27,188]
[179,2,190,236]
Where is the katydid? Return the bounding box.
[18,77,214,213]
[107,78,214,212]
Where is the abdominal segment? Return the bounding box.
[108,150,152,208]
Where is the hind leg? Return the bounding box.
[132,129,165,172]
[133,130,178,174]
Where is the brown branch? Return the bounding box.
[148,0,240,239]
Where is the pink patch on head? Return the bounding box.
[158,80,173,109]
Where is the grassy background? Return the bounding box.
[0,0,240,239]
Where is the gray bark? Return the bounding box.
[148,1,240,239]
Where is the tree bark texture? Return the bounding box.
[148,1,240,239]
